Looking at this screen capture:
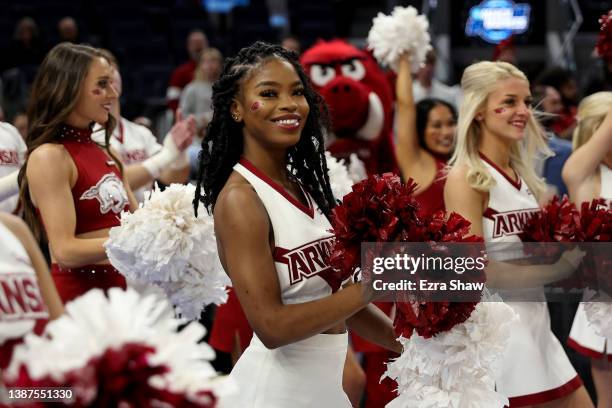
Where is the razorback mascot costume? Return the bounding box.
[300,39,397,175]
[301,39,398,407]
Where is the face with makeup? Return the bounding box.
[232,57,310,150]
[478,77,532,143]
[69,56,118,127]
[423,104,456,155]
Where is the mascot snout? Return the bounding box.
[321,76,369,133]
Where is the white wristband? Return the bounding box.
[0,170,19,202]
[141,133,180,178]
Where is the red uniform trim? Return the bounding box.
[238,157,314,218]
[507,375,582,407]
[483,207,498,220]
[50,264,126,304]
[479,152,522,190]
[567,337,612,361]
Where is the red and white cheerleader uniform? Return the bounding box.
[480,153,582,407]
[0,220,49,370]
[93,118,162,203]
[568,163,612,360]
[0,122,26,214]
[220,158,351,408]
[47,124,130,303]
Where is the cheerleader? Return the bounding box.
[445,61,593,407]
[563,92,612,408]
[347,52,459,408]
[0,213,62,372]
[18,44,140,303]
[395,53,456,214]
[194,42,400,407]
[93,50,194,203]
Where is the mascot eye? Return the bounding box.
[341,60,365,81]
[310,65,336,87]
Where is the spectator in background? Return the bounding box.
[281,34,301,54]
[166,30,208,113]
[12,112,28,140]
[532,85,572,197]
[179,47,223,178]
[57,17,80,44]
[5,17,46,70]
[412,49,461,110]
[536,67,579,140]
[95,50,194,203]
[180,48,222,136]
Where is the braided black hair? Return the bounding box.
[193,41,336,217]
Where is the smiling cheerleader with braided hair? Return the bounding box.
[194,41,399,407]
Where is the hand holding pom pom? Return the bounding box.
[367,6,432,72]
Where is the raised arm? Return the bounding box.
[395,54,422,180]
[562,106,612,199]
[214,183,374,349]
[444,165,580,288]
[26,145,110,268]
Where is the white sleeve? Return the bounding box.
[137,124,162,157]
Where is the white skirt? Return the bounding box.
[495,302,581,406]
[221,332,351,408]
[568,302,611,359]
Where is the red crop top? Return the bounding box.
[415,157,447,216]
[58,124,130,234]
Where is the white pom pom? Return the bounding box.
[347,153,367,183]
[384,298,518,408]
[367,6,432,72]
[325,152,355,200]
[5,288,232,403]
[583,302,612,339]
[325,152,367,201]
[105,184,228,319]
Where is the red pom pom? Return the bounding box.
[394,300,478,339]
[577,199,612,292]
[596,11,612,62]
[520,195,580,243]
[329,173,420,279]
[330,174,485,338]
[520,196,612,291]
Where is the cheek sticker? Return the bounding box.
[493,107,505,114]
[93,88,102,96]
[250,101,263,112]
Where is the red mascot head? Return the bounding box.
[301,39,396,174]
